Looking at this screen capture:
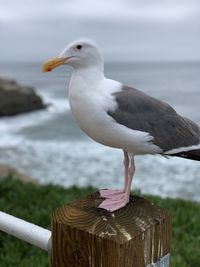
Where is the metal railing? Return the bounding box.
[0,211,51,252]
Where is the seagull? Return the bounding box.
[42,38,200,212]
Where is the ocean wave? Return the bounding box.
[0,136,199,202]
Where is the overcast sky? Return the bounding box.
[0,0,200,62]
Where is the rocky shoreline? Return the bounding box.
[0,164,38,184]
[0,77,46,183]
[0,77,46,116]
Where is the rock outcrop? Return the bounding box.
[0,77,46,116]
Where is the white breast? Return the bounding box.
[68,74,162,155]
[69,76,119,141]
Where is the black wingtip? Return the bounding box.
[172,149,200,161]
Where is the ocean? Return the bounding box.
[0,61,200,201]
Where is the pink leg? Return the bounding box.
[100,150,129,198]
[123,150,129,191]
[124,157,135,199]
[99,152,135,212]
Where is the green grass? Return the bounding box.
[0,177,200,267]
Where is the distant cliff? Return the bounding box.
[0,77,46,116]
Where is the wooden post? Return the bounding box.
[51,192,172,267]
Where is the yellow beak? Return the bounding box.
[42,57,66,72]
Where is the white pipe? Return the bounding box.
[0,211,51,252]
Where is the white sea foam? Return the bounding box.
[0,135,200,201]
[0,99,70,146]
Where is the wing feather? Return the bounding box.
[108,86,200,152]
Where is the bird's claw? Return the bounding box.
[99,190,129,212]
[99,189,124,199]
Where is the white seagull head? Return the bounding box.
[42,38,104,72]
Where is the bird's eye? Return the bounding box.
[76,45,82,50]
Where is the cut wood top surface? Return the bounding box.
[52,192,171,244]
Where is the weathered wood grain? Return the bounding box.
[51,192,172,267]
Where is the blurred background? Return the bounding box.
[0,0,200,200]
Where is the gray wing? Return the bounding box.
[108,86,200,152]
